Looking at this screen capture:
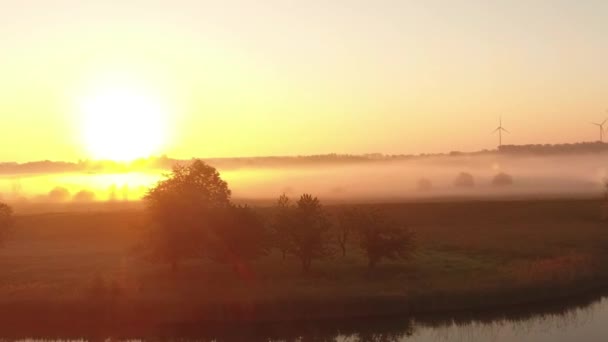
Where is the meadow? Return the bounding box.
[1,198,608,332]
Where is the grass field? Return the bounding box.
[1,198,608,326]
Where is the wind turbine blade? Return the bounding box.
[501,128,510,133]
[602,118,607,126]
[492,127,500,134]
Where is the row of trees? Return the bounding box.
[141,160,415,273]
[0,160,415,274]
[417,172,514,191]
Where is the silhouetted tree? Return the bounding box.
[0,202,14,246]
[143,159,231,272]
[271,194,293,261]
[353,209,415,269]
[288,194,333,273]
[108,184,118,202]
[492,172,513,186]
[336,209,358,257]
[207,204,269,273]
[454,172,475,188]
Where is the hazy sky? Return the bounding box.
[1,0,607,162]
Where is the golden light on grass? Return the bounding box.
[80,80,167,161]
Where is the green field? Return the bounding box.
[1,198,608,325]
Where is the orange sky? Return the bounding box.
[1,0,607,162]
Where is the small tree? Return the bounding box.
[0,202,14,246]
[354,209,415,269]
[289,194,333,273]
[143,159,231,271]
[271,194,293,261]
[336,209,358,257]
[207,205,269,273]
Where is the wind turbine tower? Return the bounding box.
[493,117,509,149]
[592,118,607,142]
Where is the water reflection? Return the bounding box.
[1,294,607,341]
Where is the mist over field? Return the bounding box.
[1,153,606,208]
[229,154,607,201]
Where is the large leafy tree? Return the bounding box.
[352,208,415,269]
[0,202,14,246]
[288,194,333,273]
[143,159,231,271]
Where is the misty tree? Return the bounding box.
[0,202,14,247]
[143,159,231,272]
[271,194,293,261]
[288,194,333,273]
[73,190,96,202]
[492,172,513,186]
[48,186,70,202]
[207,204,269,273]
[454,172,475,188]
[353,209,415,269]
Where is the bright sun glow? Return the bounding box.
[80,82,166,161]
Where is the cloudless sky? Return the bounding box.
[1,0,607,162]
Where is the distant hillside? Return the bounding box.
[2,141,608,175]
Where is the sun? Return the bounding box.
[80,83,166,161]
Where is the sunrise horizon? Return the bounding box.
[2,1,607,163]
[4,3,608,339]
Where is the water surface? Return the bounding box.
[2,295,607,341]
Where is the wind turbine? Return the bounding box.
[492,117,509,148]
[591,117,607,142]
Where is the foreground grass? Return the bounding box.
[1,198,608,324]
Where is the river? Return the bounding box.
[1,295,607,341]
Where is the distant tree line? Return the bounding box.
[4,141,608,176]
[140,159,415,273]
[498,142,608,155]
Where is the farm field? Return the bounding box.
[1,198,607,328]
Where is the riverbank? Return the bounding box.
[1,198,608,333]
[1,277,607,339]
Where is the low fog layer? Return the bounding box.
[0,153,606,205]
[226,153,607,201]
